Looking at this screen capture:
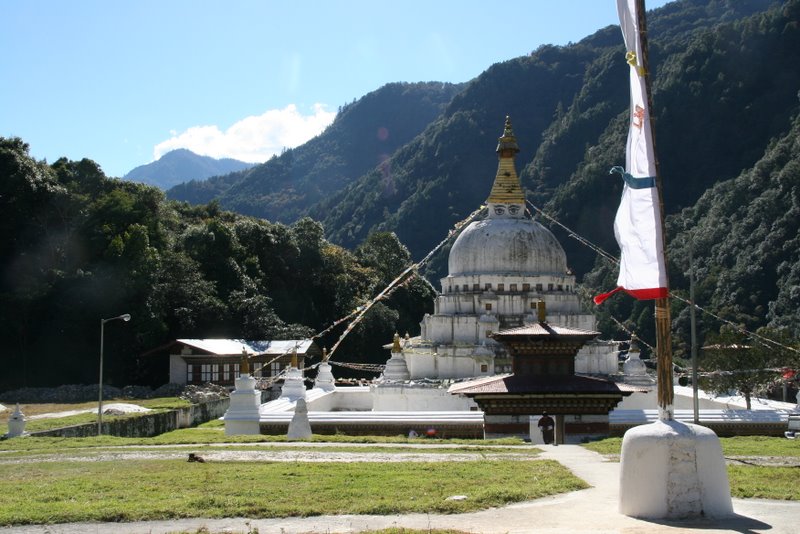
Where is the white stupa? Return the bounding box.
[398,117,617,380]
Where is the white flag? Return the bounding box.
[595,0,668,305]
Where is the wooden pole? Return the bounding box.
[635,0,674,420]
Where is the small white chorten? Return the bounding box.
[5,404,27,438]
[280,347,307,400]
[622,334,655,386]
[314,347,336,391]
[382,333,411,381]
[223,348,262,435]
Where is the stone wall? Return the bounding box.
[29,398,229,438]
[0,383,182,403]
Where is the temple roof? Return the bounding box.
[491,322,600,340]
[449,374,638,396]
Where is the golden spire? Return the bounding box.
[240,347,250,375]
[291,346,298,368]
[487,116,526,205]
[392,332,402,353]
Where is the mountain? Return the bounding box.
[316,0,789,260]
[124,149,253,189]
[317,0,799,348]
[167,82,464,223]
[170,0,797,347]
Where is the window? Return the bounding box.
[447,286,452,293]
[530,301,537,309]
[566,285,571,292]
[497,283,504,291]
[485,303,492,311]
[557,284,563,291]
[233,363,240,377]
[522,283,530,291]
[462,284,468,292]
[485,283,492,291]
[510,283,517,292]
[271,361,282,377]
[480,364,488,373]
[536,283,543,291]
[186,364,194,384]
[548,283,554,291]
[201,364,212,382]
[222,364,229,382]
[212,364,219,381]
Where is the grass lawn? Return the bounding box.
[582,435,800,458]
[728,466,799,500]
[0,458,585,526]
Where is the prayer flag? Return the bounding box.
[594,0,668,305]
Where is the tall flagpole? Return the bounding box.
[618,2,733,519]
[634,0,673,420]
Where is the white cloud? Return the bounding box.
[153,103,336,163]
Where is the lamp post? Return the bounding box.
[98,313,131,435]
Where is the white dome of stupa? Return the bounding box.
[448,217,567,276]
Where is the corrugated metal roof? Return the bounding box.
[176,339,314,356]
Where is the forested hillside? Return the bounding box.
[313,0,789,264]
[0,139,433,390]
[4,0,799,391]
[124,149,252,190]
[167,82,463,223]
[316,0,799,352]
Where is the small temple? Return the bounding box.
[450,301,634,442]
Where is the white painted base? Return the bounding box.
[619,420,733,519]
[224,419,260,435]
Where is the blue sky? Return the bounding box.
[1,0,672,178]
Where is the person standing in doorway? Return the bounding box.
[538,411,555,444]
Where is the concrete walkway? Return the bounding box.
[2,444,798,534]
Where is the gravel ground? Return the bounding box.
[0,447,533,464]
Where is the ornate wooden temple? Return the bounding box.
[450,302,635,442]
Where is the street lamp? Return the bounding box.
[98,313,131,435]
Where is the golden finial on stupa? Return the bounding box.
[392,332,402,353]
[487,116,525,205]
[291,346,298,368]
[240,347,250,375]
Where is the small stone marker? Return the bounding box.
[5,404,27,438]
[287,398,312,440]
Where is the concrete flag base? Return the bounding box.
[619,419,733,519]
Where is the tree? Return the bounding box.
[699,327,794,410]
